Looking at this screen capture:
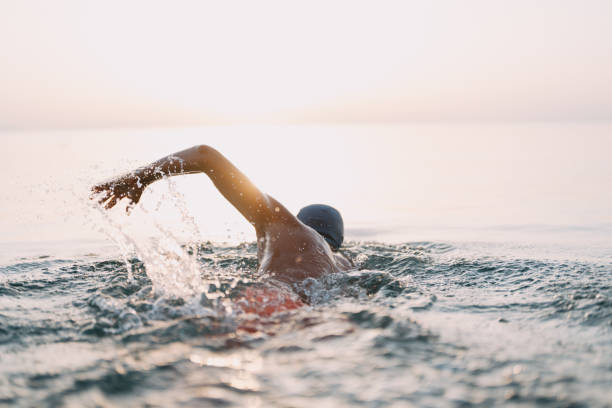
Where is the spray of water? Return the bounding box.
[85,176,208,299]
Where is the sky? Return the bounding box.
[1,1,611,245]
[1,125,611,244]
[1,0,612,129]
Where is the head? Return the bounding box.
[297,204,344,251]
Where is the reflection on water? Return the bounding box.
[1,238,610,407]
[1,123,611,406]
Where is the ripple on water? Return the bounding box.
[0,241,611,407]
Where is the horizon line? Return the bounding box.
[2,118,612,133]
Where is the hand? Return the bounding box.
[91,172,147,212]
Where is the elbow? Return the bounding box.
[195,144,221,159]
[196,144,212,155]
[193,144,221,173]
[194,144,216,165]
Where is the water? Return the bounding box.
[1,125,611,406]
[1,233,610,407]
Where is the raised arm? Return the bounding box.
[92,145,282,230]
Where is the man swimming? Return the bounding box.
[92,145,352,288]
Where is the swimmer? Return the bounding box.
[91,145,352,287]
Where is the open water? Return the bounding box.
[1,231,611,407]
[1,126,611,406]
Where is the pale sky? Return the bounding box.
[1,2,612,246]
[1,125,611,244]
[1,0,612,129]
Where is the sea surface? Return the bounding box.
[1,227,611,407]
[1,125,611,407]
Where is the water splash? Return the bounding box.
[86,176,207,298]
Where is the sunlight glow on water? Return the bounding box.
[0,124,611,406]
[1,236,610,407]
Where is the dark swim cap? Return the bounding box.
[297,204,344,250]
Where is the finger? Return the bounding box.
[90,188,106,201]
[104,196,119,210]
[128,190,142,204]
[90,185,100,197]
[125,192,141,213]
[91,183,109,193]
[97,193,112,205]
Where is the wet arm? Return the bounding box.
[175,145,274,228]
[93,145,277,229]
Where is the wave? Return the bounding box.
[1,241,610,407]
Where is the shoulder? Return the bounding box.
[253,194,305,236]
[261,195,301,225]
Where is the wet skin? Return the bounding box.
[92,145,351,285]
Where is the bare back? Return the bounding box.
[255,197,350,284]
